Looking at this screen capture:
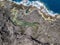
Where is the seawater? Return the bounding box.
[11,0,60,14]
[40,0,60,14]
[12,0,22,2]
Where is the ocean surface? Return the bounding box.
[12,0,60,14]
[40,0,60,14]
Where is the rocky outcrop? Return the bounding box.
[0,1,60,45]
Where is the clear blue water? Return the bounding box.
[12,0,22,2]
[12,0,60,14]
[40,0,60,14]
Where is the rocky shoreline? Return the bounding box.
[0,0,60,45]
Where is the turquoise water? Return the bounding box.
[12,0,22,2]
[12,0,60,14]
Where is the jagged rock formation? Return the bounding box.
[0,0,60,45]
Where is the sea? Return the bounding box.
[11,0,60,15]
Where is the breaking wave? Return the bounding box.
[9,0,59,16]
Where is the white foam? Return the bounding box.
[9,0,59,16]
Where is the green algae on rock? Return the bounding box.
[10,7,39,27]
